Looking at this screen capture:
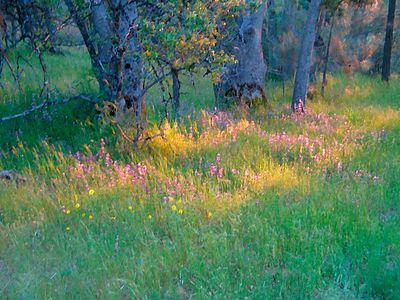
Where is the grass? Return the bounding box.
[0,47,399,298]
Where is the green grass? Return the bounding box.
[0,48,399,298]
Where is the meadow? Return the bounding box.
[0,47,399,298]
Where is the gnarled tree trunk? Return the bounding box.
[292,0,322,112]
[64,0,144,112]
[215,1,269,107]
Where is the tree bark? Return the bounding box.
[171,67,181,122]
[382,0,397,82]
[266,0,278,71]
[215,1,269,107]
[292,0,322,112]
[321,13,335,95]
[116,0,144,111]
[310,8,325,84]
[64,0,144,112]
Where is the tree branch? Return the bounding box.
[0,95,97,123]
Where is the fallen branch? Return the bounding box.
[0,95,97,123]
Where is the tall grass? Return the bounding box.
[0,48,399,298]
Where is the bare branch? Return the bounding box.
[0,95,97,123]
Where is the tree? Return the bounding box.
[214,0,269,107]
[64,0,144,111]
[292,0,323,112]
[382,0,397,81]
[139,0,232,122]
[321,11,335,95]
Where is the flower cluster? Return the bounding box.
[66,139,149,193]
[209,153,225,178]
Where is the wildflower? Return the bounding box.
[111,216,116,221]
[207,212,213,218]
[355,170,363,177]
[89,214,94,220]
[81,212,86,218]
[66,226,71,232]
[210,165,218,176]
[178,209,184,215]
[148,214,153,220]
[75,203,81,209]
[218,167,224,178]
[171,205,177,211]
[89,189,95,196]
[66,209,71,215]
[128,205,133,211]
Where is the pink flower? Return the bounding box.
[218,167,224,178]
[210,165,218,177]
[231,169,239,175]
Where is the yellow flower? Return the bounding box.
[66,226,70,232]
[74,195,79,201]
[81,212,86,218]
[66,209,71,215]
[111,216,116,221]
[148,214,153,220]
[88,189,95,196]
[207,212,213,218]
[89,214,94,220]
[75,203,81,209]
[171,205,177,211]
[128,205,133,211]
[178,209,184,215]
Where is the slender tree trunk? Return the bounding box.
[171,67,181,122]
[64,0,106,95]
[266,0,278,70]
[382,0,397,82]
[310,9,325,84]
[322,13,335,95]
[215,1,269,107]
[0,13,5,77]
[292,0,322,112]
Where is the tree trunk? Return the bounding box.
[321,13,335,96]
[215,1,269,107]
[64,0,106,95]
[292,0,322,112]
[266,0,278,71]
[382,0,397,82]
[65,0,144,111]
[310,9,325,84]
[171,67,181,122]
[0,13,5,77]
[116,0,144,111]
